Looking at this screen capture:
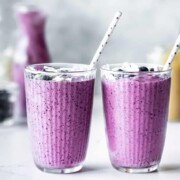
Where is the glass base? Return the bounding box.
[113,164,159,173]
[36,164,83,174]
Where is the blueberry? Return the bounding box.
[139,66,149,71]
[40,75,52,80]
[30,73,35,79]
[150,68,154,71]
[128,74,135,77]
[34,74,52,80]
[117,69,123,71]
[122,74,135,78]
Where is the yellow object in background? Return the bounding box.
[162,49,180,121]
[0,47,13,81]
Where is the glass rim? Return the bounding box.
[100,63,172,74]
[25,63,96,74]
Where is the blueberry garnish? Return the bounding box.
[150,68,154,71]
[40,75,52,80]
[139,66,149,72]
[122,74,135,78]
[30,73,35,79]
[34,74,52,80]
[117,69,123,71]
[128,75,135,77]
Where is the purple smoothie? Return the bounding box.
[102,68,171,170]
[13,5,50,120]
[25,64,95,172]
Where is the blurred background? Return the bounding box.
[0,0,180,123]
[0,0,179,62]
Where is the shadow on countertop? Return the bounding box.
[160,164,180,172]
[79,165,109,174]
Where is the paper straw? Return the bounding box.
[89,11,122,69]
[163,34,180,70]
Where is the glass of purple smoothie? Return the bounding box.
[25,63,96,173]
[101,63,171,173]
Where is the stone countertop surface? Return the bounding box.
[0,96,180,180]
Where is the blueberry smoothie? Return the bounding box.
[13,5,50,121]
[101,63,171,173]
[25,64,96,173]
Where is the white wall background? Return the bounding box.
[0,0,179,92]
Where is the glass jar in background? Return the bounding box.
[161,49,180,121]
[12,4,51,123]
[0,81,18,126]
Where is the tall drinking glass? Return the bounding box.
[25,63,96,173]
[101,63,171,173]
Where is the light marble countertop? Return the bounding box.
[0,96,180,180]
